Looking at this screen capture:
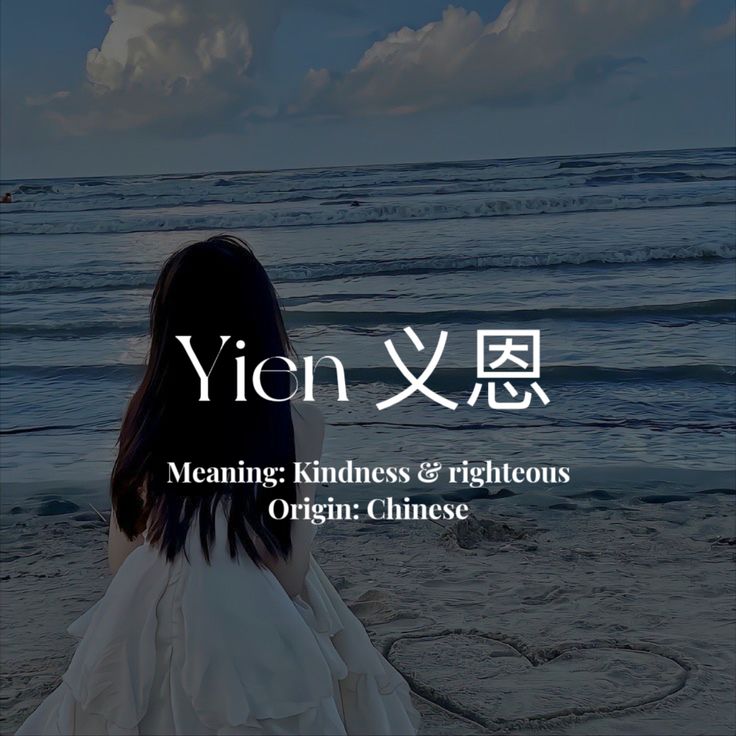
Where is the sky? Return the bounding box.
[1,0,734,179]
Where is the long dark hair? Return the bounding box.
[111,235,296,564]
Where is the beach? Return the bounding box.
[1,487,734,735]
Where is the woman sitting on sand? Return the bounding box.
[17,235,419,735]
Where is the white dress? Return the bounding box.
[16,509,420,735]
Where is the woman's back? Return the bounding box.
[108,400,324,595]
[17,237,419,735]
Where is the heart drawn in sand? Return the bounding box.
[388,632,689,729]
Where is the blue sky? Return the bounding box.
[1,0,734,179]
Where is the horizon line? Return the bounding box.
[1,143,734,185]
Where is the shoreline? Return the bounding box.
[1,490,734,734]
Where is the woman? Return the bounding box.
[18,235,419,735]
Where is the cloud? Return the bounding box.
[85,0,280,93]
[44,0,284,134]
[294,1,694,117]
[706,8,736,43]
[25,91,70,108]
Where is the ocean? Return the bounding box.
[1,146,735,512]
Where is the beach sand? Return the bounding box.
[1,491,734,735]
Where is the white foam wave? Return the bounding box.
[3,243,733,295]
[2,190,733,235]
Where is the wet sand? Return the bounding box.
[1,491,734,735]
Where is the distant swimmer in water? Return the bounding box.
[1,192,12,203]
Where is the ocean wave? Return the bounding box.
[3,150,732,217]
[0,319,147,338]
[3,415,733,436]
[16,184,56,195]
[558,159,620,169]
[285,299,736,327]
[585,172,734,186]
[0,364,144,381]
[0,421,118,436]
[347,364,736,387]
[5,169,732,216]
[2,242,734,296]
[238,242,736,282]
[2,363,733,386]
[2,189,733,235]
[0,269,155,295]
[3,298,732,339]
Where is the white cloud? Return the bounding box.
[294,1,695,117]
[85,0,267,93]
[46,0,284,134]
[25,91,70,107]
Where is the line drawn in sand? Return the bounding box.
[386,630,693,733]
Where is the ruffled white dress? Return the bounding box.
[16,510,419,735]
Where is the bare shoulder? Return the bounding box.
[291,400,324,462]
[291,400,324,431]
